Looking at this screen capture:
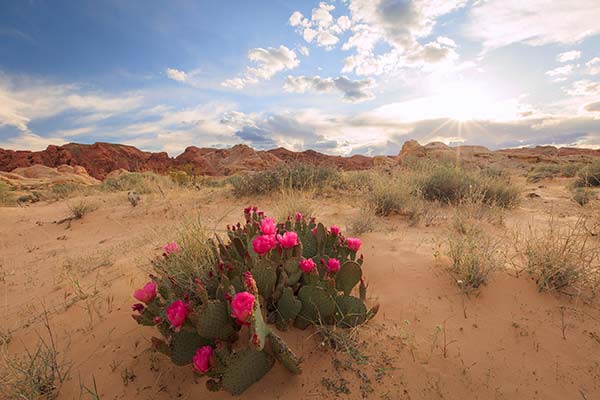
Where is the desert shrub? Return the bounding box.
[132,208,377,395]
[68,201,96,219]
[230,163,340,197]
[51,183,83,199]
[527,164,561,182]
[169,170,193,187]
[419,165,476,204]
[447,229,504,290]
[575,160,600,187]
[572,187,595,206]
[274,190,316,221]
[0,181,16,206]
[348,206,377,235]
[481,178,521,208]
[339,170,376,191]
[480,166,507,178]
[560,163,583,178]
[101,172,174,194]
[366,174,415,216]
[522,217,600,294]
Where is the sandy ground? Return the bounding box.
[1,179,599,400]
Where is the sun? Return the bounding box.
[438,81,494,122]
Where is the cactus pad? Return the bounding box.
[268,332,302,374]
[251,261,277,300]
[221,349,274,395]
[335,261,362,295]
[170,330,213,366]
[194,301,236,340]
[335,295,368,328]
[297,285,336,324]
[276,287,302,329]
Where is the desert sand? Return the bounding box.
[1,175,599,400]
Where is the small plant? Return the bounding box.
[51,183,82,199]
[366,175,414,216]
[0,181,16,206]
[0,310,70,399]
[131,207,378,395]
[348,207,377,235]
[521,217,600,294]
[69,201,95,220]
[571,187,595,206]
[101,172,174,194]
[527,164,561,182]
[274,190,315,222]
[446,229,504,291]
[575,160,600,187]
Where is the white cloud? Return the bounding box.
[557,50,581,63]
[563,79,600,97]
[221,45,299,89]
[465,0,600,49]
[586,57,600,75]
[0,74,142,134]
[545,64,576,82]
[299,46,310,56]
[166,68,188,82]
[284,75,376,102]
[584,101,600,112]
[289,2,350,50]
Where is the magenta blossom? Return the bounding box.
[330,225,340,236]
[347,238,362,252]
[295,212,303,221]
[166,300,188,329]
[327,258,341,273]
[231,292,255,325]
[277,231,299,249]
[133,281,157,304]
[299,258,317,273]
[252,234,276,255]
[260,217,277,235]
[193,346,213,373]
[132,303,144,312]
[163,241,180,256]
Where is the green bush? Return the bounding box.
[419,165,476,204]
[481,179,521,208]
[51,183,83,199]
[575,160,600,187]
[527,164,561,182]
[229,163,340,197]
[101,172,174,194]
[572,187,595,206]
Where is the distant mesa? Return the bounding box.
[1,140,599,180]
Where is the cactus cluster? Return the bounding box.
[131,207,379,395]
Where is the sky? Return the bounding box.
[0,0,599,156]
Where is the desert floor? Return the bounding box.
[1,179,599,400]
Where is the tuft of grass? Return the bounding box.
[521,216,600,294]
[0,181,17,206]
[51,183,83,199]
[481,178,521,208]
[571,187,595,206]
[229,163,341,197]
[0,310,70,400]
[347,206,377,235]
[574,160,600,187]
[101,172,174,194]
[274,189,316,221]
[152,220,216,294]
[446,229,504,291]
[366,174,415,217]
[68,201,96,220]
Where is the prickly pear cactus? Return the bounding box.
[131,206,379,395]
[221,349,274,395]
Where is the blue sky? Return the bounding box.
[1,0,599,155]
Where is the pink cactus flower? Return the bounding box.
[327,258,341,273]
[277,231,298,249]
[231,292,255,325]
[163,241,180,256]
[252,234,276,255]
[330,225,340,236]
[132,303,144,312]
[133,281,157,304]
[312,227,318,236]
[166,300,188,329]
[153,316,163,324]
[347,238,362,252]
[260,217,277,235]
[299,258,317,273]
[295,212,303,221]
[193,346,213,373]
[243,206,252,215]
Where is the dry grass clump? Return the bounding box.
[0,181,17,206]
[0,311,70,400]
[571,187,595,206]
[50,183,86,199]
[446,228,505,291]
[274,189,316,221]
[366,174,415,216]
[527,163,583,182]
[347,206,377,235]
[68,200,96,220]
[152,221,216,293]
[574,160,600,187]
[520,217,600,294]
[101,171,174,194]
[229,163,341,197]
